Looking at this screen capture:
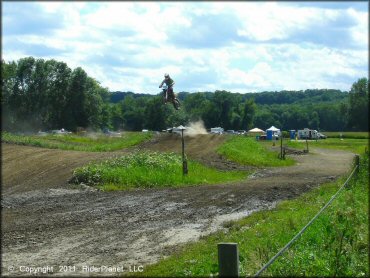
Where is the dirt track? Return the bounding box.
[1,134,355,276]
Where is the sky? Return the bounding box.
[2,1,369,94]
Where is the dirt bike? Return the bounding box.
[161,84,180,110]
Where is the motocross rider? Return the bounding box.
[159,73,175,101]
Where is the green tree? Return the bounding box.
[201,100,221,128]
[63,67,104,131]
[110,103,124,130]
[241,98,256,130]
[347,78,369,131]
[309,111,320,130]
[1,60,18,130]
[254,109,275,130]
[100,103,113,130]
[202,91,241,129]
[44,59,72,129]
[84,77,105,129]
[144,97,169,131]
[183,92,208,122]
[215,90,233,129]
[121,95,147,131]
[13,57,38,129]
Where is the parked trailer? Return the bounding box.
[298,128,319,140]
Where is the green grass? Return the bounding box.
[285,138,368,154]
[217,136,295,167]
[70,151,248,190]
[323,131,369,139]
[138,154,369,277]
[1,131,152,152]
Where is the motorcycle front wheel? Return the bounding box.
[173,98,180,110]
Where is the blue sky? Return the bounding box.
[2,1,368,94]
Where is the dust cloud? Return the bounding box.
[184,120,208,137]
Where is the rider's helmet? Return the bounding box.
[164,73,169,78]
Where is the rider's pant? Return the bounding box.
[166,87,175,100]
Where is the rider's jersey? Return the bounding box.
[163,77,175,87]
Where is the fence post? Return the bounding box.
[218,243,239,277]
[280,134,283,159]
[354,154,360,176]
[305,139,309,153]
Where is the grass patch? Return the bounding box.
[217,136,294,167]
[138,154,369,277]
[285,138,368,154]
[1,131,152,152]
[323,131,369,139]
[70,151,248,190]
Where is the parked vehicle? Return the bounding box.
[103,128,121,137]
[165,127,182,134]
[210,127,224,134]
[51,128,72,134]
[226,130,236,134]
[298,128,319,140]
[317,132,327,139]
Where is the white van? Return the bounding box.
[210,127,224,134]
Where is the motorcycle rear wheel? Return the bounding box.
[173,98,180,110]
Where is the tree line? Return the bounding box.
[1,57,368,132]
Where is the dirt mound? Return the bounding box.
[1,137,355,276]
[1,144,124,195]
[2,133,243,195]
[137,133,253,171]
[137,132,225,155]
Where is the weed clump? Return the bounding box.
[70,151,247,190]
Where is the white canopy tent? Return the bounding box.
[248,127,265,133]
[266,126,280,132]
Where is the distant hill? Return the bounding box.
[109,89,349,105]
[109,91,154,103]
[243,89,349,105]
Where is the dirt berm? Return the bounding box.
[1,133,354,276]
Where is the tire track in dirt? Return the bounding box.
[1,135,355,276]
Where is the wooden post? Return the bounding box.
[181,129,188,175]
[218,243,239,277]
[280,133,283,159]
[354,154,360,176]
[306,139,309,153]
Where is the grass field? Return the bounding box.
[3,130,368,275]
[323,131,369,139]
[1,131,152,151]
[70,151,248,190]
[138,153,369,277]
[285,138,368,154]
[217,136,295,167]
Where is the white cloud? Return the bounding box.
[2,1,368,93]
